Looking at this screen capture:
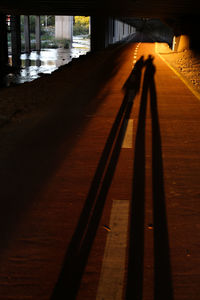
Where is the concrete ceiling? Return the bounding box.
[0,0,200,19]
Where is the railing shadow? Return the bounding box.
[51,56,145,300]
[126,55,174,300]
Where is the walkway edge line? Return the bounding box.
[96,200,129,300]
[155,43,200,101]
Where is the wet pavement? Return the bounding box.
[6,36,90,86]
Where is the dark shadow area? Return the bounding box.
[51,56,145,300]
[130,32,156,43]
[126,18,173,47]
[149,57,174,300]
[126,55,173,300]
[179,16,200,54]
[0,43,131,257]
[126,55,149,300]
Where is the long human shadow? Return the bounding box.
[149,57,174,300]
[51,56,145,300]
[126,55,173,300]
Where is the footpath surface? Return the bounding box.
[0,42,199,300]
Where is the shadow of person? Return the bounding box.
[126,54,173,300]
[148,56,174,300]
[145,54,156,73]
[51,56,145,300]
[123,55,144,101]
[126,55,151,300]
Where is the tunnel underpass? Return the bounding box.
[0,1,200,300]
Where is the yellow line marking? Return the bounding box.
[122,119,133,148]
[155,43,200,101]
[96,200,129,300]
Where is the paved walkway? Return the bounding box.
[0,43,199,300]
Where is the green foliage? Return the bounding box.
[73,16,90,36]
[74,16,90,26]
[18,15,90,50]
[20,15,55,34]
[55,38,71,49]
[40,15,55,27]
[20,16,58,50]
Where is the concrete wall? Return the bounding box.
[91,17,135,51]
[112,19,135,44]
[55,16,73,41]
[172,35,190,51]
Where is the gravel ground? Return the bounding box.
[157,43,200,95]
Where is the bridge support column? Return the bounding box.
[35,16,41,51]
[108,18,113,45]
[91,16,110,51]
[11,15,21,68]
[0,14,8,86]
[24,15,30,53]
[55,16,73,46]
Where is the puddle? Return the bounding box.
[6,36,90,86]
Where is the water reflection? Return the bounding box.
[6,36,90,86]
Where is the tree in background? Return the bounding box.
[18,15,90,50]
[73,16,90,36]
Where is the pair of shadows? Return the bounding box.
[51,56,144,300]
[126,56,174,300]
[51,55,173,300]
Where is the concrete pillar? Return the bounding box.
[114,20,118,42]
[112,19,116,43]
[24,15,30,53]
[91,16,110,51]
[10,15,21,68]
[108,18,113,45]
[116,21,119,41]
[116,20,119,42]
[0,14,8,66]
[25,55,31,68]
[89,17,91,36]
[0,14,8,86]
[55,16,73,42]
[119,22,122,39]
[35,16,41,51]
[120,21,123,40]
[172,36,176,51]
[126,24,129,36]
[172,35,190,52]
